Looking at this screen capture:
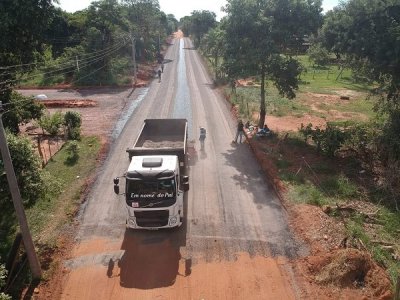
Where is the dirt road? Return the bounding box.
[53,36,309,299]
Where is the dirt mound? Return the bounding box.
[305,249,392,298]
[38,99,97,108]
[315,248,371,286]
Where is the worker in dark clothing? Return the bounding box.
[157,69,162,82]
[234,120,245,143]
[199,127,206,150]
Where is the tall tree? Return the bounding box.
[122,0,164,60]
[0,0,54,131]
[223,0,322,127]
[189,10,217,47]
[201,25,226,80]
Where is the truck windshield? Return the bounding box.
[126,178,176,200]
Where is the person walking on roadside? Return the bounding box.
[161,63,164,73]
[199,127,206,150]
[157,69,162,82]
[234,119,245,143]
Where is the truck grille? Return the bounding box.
[134,210,169,227]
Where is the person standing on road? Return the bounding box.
[158,69,162,82]
[234,119,245,143]
[199,127,206,150]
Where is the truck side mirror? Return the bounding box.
[113,177,119,185]
[182,182,189,192]
[114,184,120,195]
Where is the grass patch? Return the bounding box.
[287,182,329,206]
[275,158,292,169]
[26,136,101,243]
[296,55,372,93]
[230,86,310,120]
[345,219,369,243]
[1,136,102,297]
[320,174,359,198]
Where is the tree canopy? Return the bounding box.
[180,10,217,47]
[223,0,323,127]
[320,0,400,113]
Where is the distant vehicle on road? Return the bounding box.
[35,94,48,100]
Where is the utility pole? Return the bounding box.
[0,102,42,279]
[130,34,137,85]
[75,55,80,72]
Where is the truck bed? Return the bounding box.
[133,119,187,149]
[141,139,185,149]
[127,119,188,169]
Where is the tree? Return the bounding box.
[307,43,330,67]
[0,0,54,113]
[201,25,226,80]
[166,14,178,35]
[64,111,82,140]
[223,0,322,127]
[74,0,127,85]
[188,10,217,47]
[122,0,165,61]
[1,92,44,134]
[0,132,45,207]
[38,111,64,136]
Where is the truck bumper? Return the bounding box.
[126,209,182,229]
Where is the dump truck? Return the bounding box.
[113,119,189,229]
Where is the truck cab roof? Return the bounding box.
[127,155,178,178]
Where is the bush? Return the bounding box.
[64,111,81,140]
[38,111,64,136]
[300,122,347,157]
[0,259,11,300]
[65,141,80,165]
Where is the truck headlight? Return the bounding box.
[128,217,136,226]
[169,216,178,226]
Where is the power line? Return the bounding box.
[0,36,129,72]
[0,39,129,91]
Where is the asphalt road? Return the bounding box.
[57,36,308,299]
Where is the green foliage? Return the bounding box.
[65,141,80,165]
[320,0,400,114]
[26,136,100,242]
[299,122,347,157]
[2,92,45,134]
[307,43,330,67]
[295,55,371,93]
[223,0,322,127]
[345,219,369,243]
[288,182,329,206]
[64,111,81,140]
[275,158,292,170]
[0,132,45,207]
[181,10,217,46]
[320,174,359,198]
[0,0,54,98]
[38,111,64,136]
[200,25,225,80]
[0,259,11,300]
